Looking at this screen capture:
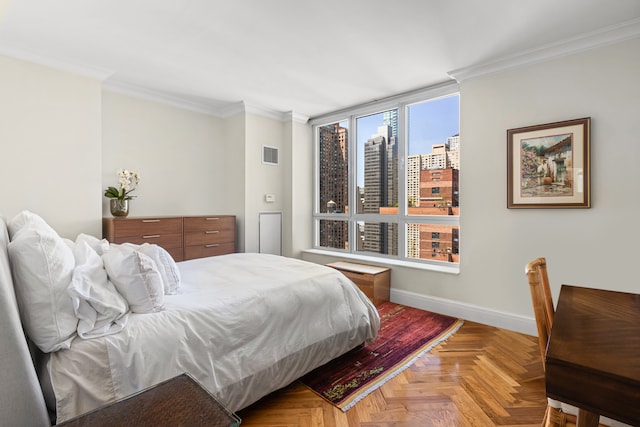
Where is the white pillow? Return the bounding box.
[102,244,165,313]
[7,219,78,353]
[7,210,49,240]
[68,241,130,338]
[76,233,110,256]
[127,243,181,295]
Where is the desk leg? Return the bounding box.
[576,409,599,427]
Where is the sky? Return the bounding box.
[354,94,460,185]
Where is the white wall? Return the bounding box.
[283,118,313,258]
[244,113,285,253]
[101,91,231,218]
[0,57,250,244]
[304,38,640,333]
[0,56,102,238]
[222,113,247,252]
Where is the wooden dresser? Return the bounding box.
[103,215,236,262]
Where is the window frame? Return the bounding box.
[310,82,460,273]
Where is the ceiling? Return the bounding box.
[1,0,639,119]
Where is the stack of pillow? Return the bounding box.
[7,211,181,353]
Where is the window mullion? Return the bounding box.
[397,103,408,258]
[348,114,357,255]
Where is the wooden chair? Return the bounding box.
[525,258,615,427]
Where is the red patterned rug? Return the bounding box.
[299,302,463,411]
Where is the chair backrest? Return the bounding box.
[525,257,555,370]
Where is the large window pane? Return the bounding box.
[407,223,459,262]
[357,221,398,256]
[313,86,461,269]
[319,219,349,250]
[318,121,349,214]
[407,95,459,216]
[356,110,398,215]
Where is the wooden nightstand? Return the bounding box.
[327,261,390,306]
[56,373,240,427]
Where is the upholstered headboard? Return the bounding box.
[0,216,50,426]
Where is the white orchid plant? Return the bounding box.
[104,169,141,201]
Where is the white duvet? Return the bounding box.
[49,253,380,422]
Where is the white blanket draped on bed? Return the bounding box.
[48,253,380,422]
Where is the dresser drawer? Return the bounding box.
[183,216,234,233]
[183,216,234,245]
[184,229,234,246]
[103,217,184,261]
[108,217,183,238]
[184,242,235,260]
[119,233,183,259]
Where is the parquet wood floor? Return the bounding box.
[237,321,547,426]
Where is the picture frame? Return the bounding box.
[507,117,590,209]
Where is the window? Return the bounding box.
[312,84,460,270]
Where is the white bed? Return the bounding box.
[0,213,380,425]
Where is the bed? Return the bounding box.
[0,212,380,425]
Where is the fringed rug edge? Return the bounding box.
[301,317,465,412]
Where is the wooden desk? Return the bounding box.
[545,285,640,427]
[56,373,241,427]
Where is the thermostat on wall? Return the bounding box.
[265,194,276,203]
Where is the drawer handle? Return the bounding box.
[142,234,161,239]
[205,244,220,248]
[205,217,220,221]
[205,230,220,234]
[142,219,161,223]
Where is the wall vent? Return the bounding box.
[262,145,279,165]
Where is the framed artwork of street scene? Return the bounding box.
[507,117,590,208]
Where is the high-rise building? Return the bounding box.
[318,123,349,249]
[383,110,398,139]
[447,134,460,170]
[407,154,422,208]
[408,134,460,260]
[423,143,448,169]
[363,124,398,255]
[420,168,459,208]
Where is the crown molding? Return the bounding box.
[243,102,288,121]
[0,44,309,121]
[0,44,113,81]
[104,82,308,123]
[286,111,310,124]
[102,79,229,116]
[247,104,309,123]
[448,17,640,83]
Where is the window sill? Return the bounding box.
[303,248,460,275]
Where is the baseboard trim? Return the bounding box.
[390,288,537,336]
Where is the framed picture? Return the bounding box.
[507,117,590,208]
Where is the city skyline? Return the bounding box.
[317,95,460,261]
[356,94,459,186]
